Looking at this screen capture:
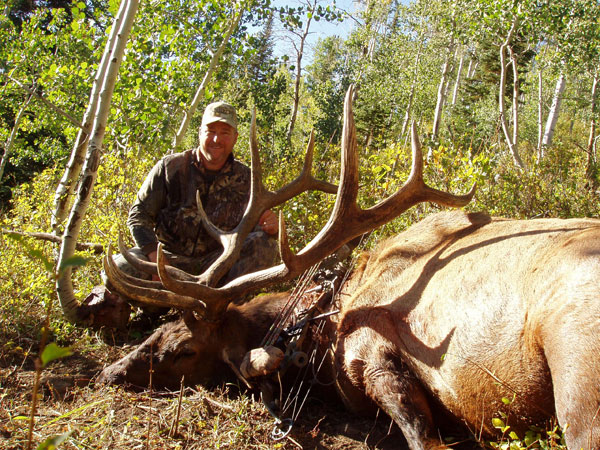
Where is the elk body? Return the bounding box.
[99,87,600,449]
[331,210,600,449]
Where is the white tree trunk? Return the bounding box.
[586,73,598,182]
[401,36,424,137]
[56,0,140,323]
[0,94,33,182]
[431,42,454,140]
[537,69,543,158]
[498,17,525,169]
[50,3,126,235]
[451,48,464,106]
[466,56,477,79]
[541,71,566,151]
[286,0,315,147]
[172,2,245,151]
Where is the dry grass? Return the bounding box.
[0,324,404,450]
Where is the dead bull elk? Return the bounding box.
[99,87,600,450]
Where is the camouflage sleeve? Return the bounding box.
[126,159,167,255]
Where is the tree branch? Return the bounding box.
[7,76,82,128]
[2,229,103,254]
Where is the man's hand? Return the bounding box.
[259,209,279,235]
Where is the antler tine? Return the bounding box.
[408,121,476,207]
[277,86,476,271]
[171,110,338,289]
[195,191,224,243]
[371,122,476,217]
[249,107,263,194]
[103,244,206,313]
[267,128,337,205]
[183,108,268,288]
[117,231,197,282]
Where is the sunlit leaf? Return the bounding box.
[41,343,73,368]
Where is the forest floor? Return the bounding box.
[0,316,484,450]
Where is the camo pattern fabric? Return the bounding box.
[128,149,253,258]
[161,230,278,282]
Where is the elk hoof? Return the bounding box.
[240,346,284,378]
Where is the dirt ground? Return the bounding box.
[0,351,403,449]
[0,321,482,450]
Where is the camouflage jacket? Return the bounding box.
[127,150,251,257]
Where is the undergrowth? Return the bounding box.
[0,137,596,449]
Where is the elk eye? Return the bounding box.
[174,347,197,361]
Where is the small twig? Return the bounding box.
[7,75,82,128]
[145,342,154,450]
[286,434,303,448]
[169,376,185,438]
[26,313,51,450]
[203,395,234,413]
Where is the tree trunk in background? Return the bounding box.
[466,54,477,79]
[498,17,525,169]
[451,48,464,106]
[56,0,139,324]
[586,73,598,185]
[286,1,315,147]
[401,36,424,137]
[0,94,32,183]
[541,71,566,152]
[172,2,245,151]
[537,69,543,159]
[431,38,454,140]
[50,4,125,236]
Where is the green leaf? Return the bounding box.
[36,430,73,450]
[492,417,506,429]
[58,255,88,272]
[41,343,73,368]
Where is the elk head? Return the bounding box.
[99,85,476,389]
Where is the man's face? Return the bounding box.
[198,121,238,171]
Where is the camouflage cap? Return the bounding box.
[201,101,238,130]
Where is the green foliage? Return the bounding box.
[36,430,74,450]
[490,417,566,450]
[40,342,73,368]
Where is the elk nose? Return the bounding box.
[96,366,126,386]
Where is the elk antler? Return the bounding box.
[194,111,337,287]
[103,243,207,313]
[150,85,475,316]
[104,108,339,319]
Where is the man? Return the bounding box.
[112,100,279,287]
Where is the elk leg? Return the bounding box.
[362,356,446,450]
[545,338,600,449]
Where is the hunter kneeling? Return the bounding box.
[102,101,279,317]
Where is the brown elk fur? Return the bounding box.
[99,210,600,450]
[97,292,290,390]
